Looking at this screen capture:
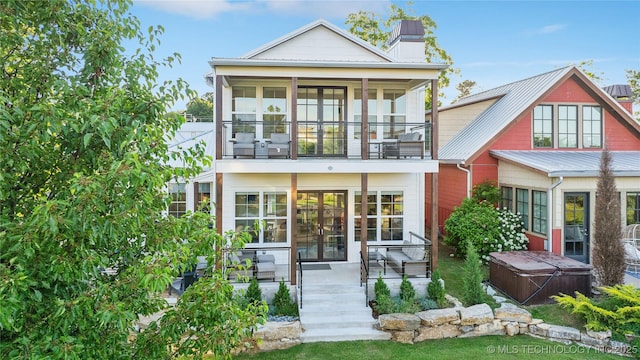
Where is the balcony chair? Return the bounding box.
[266,133,291,158]
[383,132,424,159]
[229,132,257,158]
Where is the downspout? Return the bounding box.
[547,176,564,253]
[457,163,471,198]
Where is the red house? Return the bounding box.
[427,66,640,264]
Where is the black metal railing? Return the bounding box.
[365,232,432,281]
[221,120,432,160]
[297,251,303,309]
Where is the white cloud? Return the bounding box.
[536,24,567,34]
[135,0,388,20]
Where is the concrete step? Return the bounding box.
[300,326,391,343]
[298,282,386,343]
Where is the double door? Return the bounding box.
[296,191,346,261]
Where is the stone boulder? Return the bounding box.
[459,304,493,326]
[391,330,415,344]
[379,313,421,331]
[417,308,459,327]
[414,324,461,341]
[547,324,581,341]
[494,303,532,323]
[254,321,301,351]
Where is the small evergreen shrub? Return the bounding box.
[427,270,447,308]
[271,279,298,317]
[245,277,262,305]
[399,275,416,303]
[374,273,391,299]
[462,244,485,306]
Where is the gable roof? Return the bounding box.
[438,66,640,163]
[241,19,394,62]
[490,150,640,177]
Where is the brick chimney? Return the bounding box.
[603,84,633,115]
[386,20,425,62]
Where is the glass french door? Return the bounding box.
[564,192,590,263]
[297,87,346,157]
[296,191,347,261]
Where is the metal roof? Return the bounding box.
[602,84,633,99]
[439,66,574,162]
[490,150,640,177]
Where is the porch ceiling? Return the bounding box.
[215,159,439,174]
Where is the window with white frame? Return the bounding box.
[235,191,287,244]
[532,190,547,234]
[262,87,287,138]
[355,191,404,241]
[354,88,378,140]
[516,188,529,230]
[196,183,211,213]
[382,89,406,139]
[232,86,257,135]
[169,183,187,217]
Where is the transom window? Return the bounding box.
[355,191,404,241]
[532,104,602,149]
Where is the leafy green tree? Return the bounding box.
[185,92,214,120]
[626,69,640,121]
[345,2,457,108]
[0,1,264,358]
[454,80,477,102]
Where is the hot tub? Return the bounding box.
[489,251,592,305]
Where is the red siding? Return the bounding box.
[604,110,640,149]
[437,165,468,230]
[552,228,562,256]
[544,79,593,103]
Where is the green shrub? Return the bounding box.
[462,244,485,306]
[444,197,528,262]
[374,294,394,315]
[427,270,447,308]
[553,284,640,338]
[374,273,391,299]
[472,179,501,205]
[271,279,298,317]
[245,277,262,305]
[399,275,416,303]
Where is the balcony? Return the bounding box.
[221,120,432,161]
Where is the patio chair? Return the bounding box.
[229,132,257,158]
[623,239,640,273]
[255,254,276,281]
[266,133,291,158]
[383,132,424,159]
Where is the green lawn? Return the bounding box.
[233,337,622,360]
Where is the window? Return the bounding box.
[533,105,553,147]
[263,87,287,137]
[627,192,640,225]
[355,191,404,241]
[382,89,406,139]
[235,191,287,244]
[501,186,513,211]
[516,188,529,230]
[169,183,186,217]
[232,86,256,135]
[583,106,602,148]
[532,190,547,234]
[354,89,377,139]
[263,192,287,243]
[558,105,578,148]
[196,183,211,213]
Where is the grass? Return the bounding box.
[232,337,622,360]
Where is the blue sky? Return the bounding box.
[130,0,640,110]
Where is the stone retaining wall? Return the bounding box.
[251,321,302,352]
[377,302,630,355]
